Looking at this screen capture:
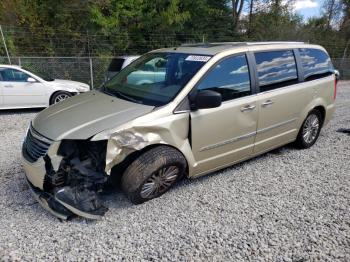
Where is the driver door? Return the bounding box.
[190,54,258,175]
[0,68,46,107]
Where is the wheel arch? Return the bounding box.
[108,143,189,186]
[298,98,327,130]
[313,105,326,126]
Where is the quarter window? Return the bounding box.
[197,54,251,101]
[255,50,298,92]
[299,48,334,81]
[0,68,30,82]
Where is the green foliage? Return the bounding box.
[0,0,349,58]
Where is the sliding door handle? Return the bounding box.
[240,105,256,112]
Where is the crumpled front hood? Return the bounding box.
[32,91,154,140]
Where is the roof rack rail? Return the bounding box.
[180,42,246,47]
[180,43,212,47]
[246,41,305,45]
[180,41,305,47]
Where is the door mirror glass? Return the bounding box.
[27,77,36,83]
[192,90,222,110]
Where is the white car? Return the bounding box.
[0,65,90,109]
[105,56,140,81]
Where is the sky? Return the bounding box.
[293,0,323,20]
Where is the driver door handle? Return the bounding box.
[262,100,274,107]
[240,104,256,112]
[4,85,13,88]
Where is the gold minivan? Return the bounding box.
[22,42,337,219]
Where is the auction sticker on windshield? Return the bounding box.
[185,55,211,62]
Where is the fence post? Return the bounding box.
[89,57,94,89]
[18,57,21,67]
[0,25,11,65]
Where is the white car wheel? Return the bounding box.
[51,92,72,105]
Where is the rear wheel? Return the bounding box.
[121,146,187,204]
[50,91,72,105]
[295,109,322,149]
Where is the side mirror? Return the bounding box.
[192,90,222,110]
[27,77,36,83]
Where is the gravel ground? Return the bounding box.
[0,82,349,261]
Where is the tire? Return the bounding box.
[50,91,72,105]
[121,146,187,204]
[295,109,322,149]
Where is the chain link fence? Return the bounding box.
[1,24,349,84]
[0,56,113,88]
[332,58,350,80]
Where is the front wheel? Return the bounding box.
[50,91,72,105]
[121,146,187,204]
[295,109,322,149]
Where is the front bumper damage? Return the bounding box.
[26,178,73,220]
[22,135,109,220]
[22,112,193,220]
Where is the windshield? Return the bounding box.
[102,52,211,106]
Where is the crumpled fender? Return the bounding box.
[91,110,196,176]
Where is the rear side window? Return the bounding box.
[197,54,251,101]
[299,48,334,81]
[255,50,298,92]
[108,58,125,72]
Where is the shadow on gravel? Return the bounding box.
[101,191,133,210]
[0,108,43,115]
[179,144,294,187]
[337,128,350,135]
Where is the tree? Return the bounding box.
[323,0,343,29]
[247,0,255,36]
[180,0,232,42]
[231,0,244,32]
[89,0,191,54]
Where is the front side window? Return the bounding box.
[197,54,251,101]
[299,48,334,81]
[103,52,211,106]
[255,50,298,92]
[0,68,31,82]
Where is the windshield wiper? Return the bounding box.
[100,84,143,104]
[113,91,143,104]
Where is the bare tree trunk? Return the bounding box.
[326,0,336,29]
[341,39,350,62]
[231,0,244,33]
[247,0,254,37]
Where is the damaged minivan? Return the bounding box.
[22,42,337,220]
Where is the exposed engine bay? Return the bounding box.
[42,140,109,220]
